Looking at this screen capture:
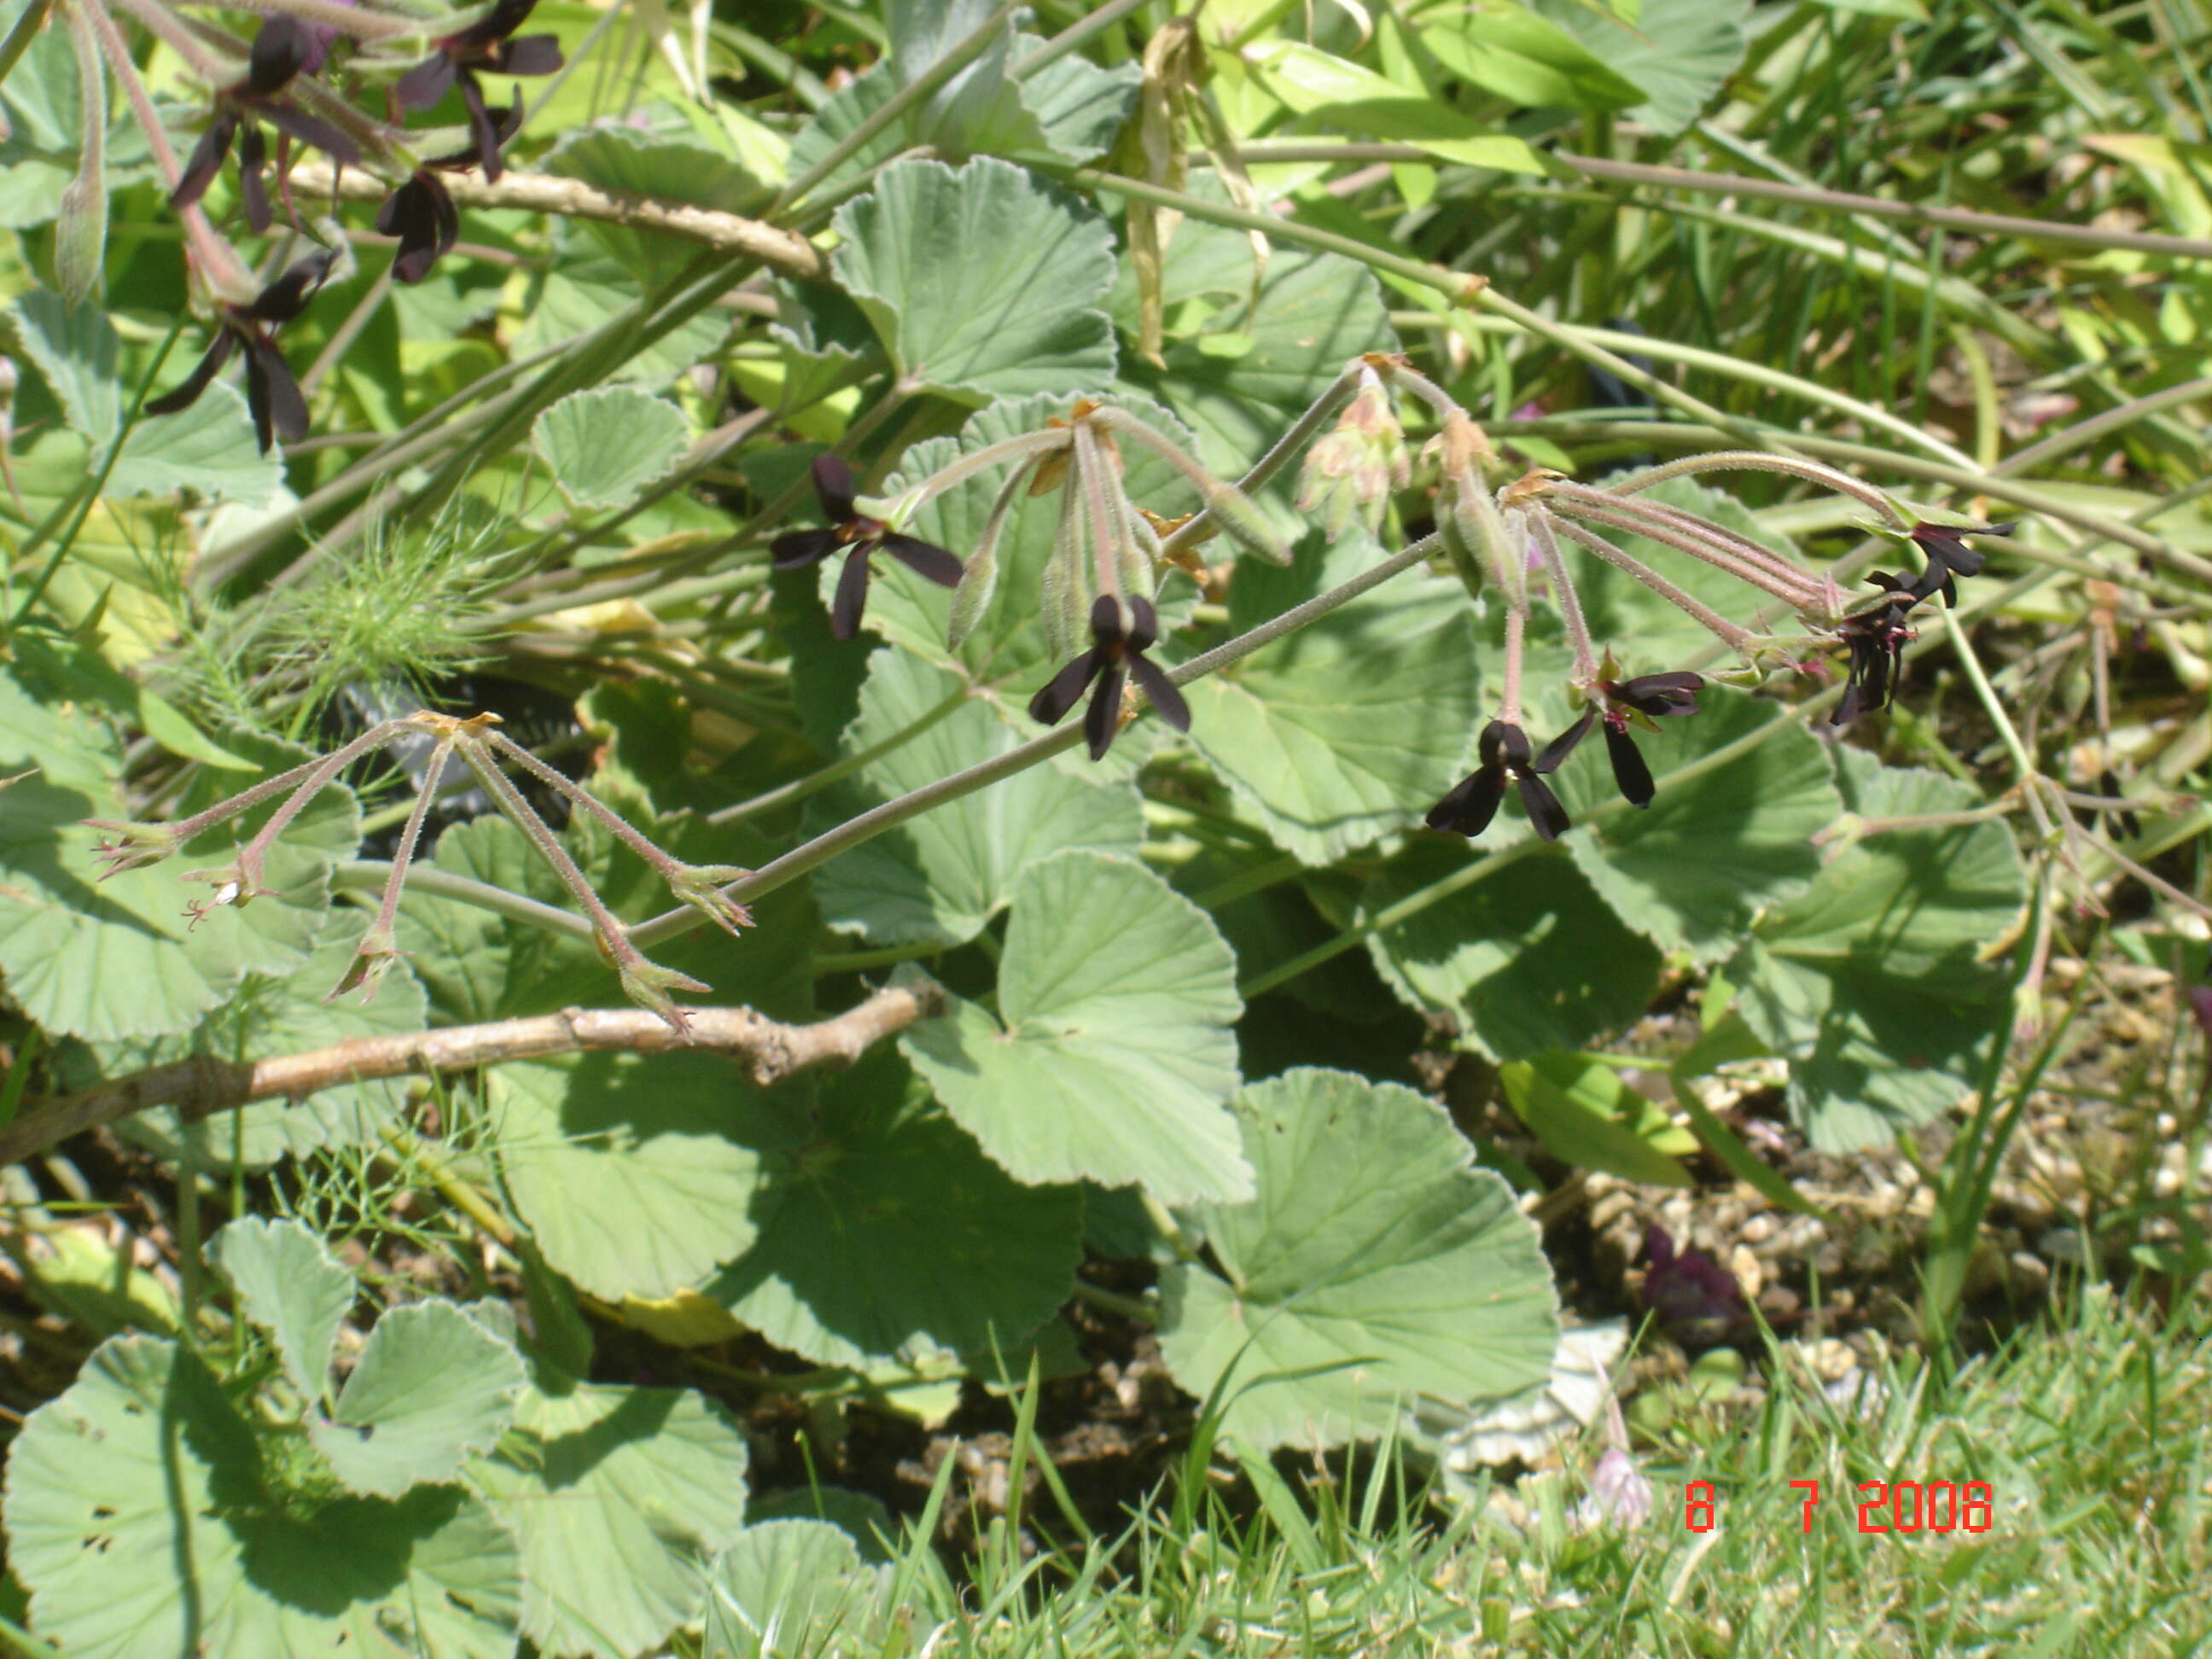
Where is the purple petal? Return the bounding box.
[1027,650,1103,726]
[810,452,856,522]
[237,124,271,233]
[1534,708,1596,774]
[426,90,521,167]
[1426,767,1505,837]
[881,533,963,588]
[261,102,360,166]
[1088,591,1123,646]
[830,544,871,639]
[171,112,238,211]
[247,250,335,323]
[769,528,841,570]
[1125,650,1190,733]
[1604,724,1654,807]
[143,330,238,418]
[380,172,457,283]
[243,333,308,449]
[460,73,505,181]
[396,53,457,111]
[245,15,310,96]
[1126,593,1160,653]
[1516,772,1571,841]
[1084,666,1126,760]
[489,33,562,75]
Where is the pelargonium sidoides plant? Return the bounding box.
[90,335,2012,1031]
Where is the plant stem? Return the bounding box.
[628,534,1447,948]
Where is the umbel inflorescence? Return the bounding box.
[92,0,566,450]
[90,352,2016,1033]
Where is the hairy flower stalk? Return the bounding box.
[85,711,748,1035]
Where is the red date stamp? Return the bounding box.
[1685,1480,1994,1534]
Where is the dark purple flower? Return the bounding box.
[771,454,963,640]
[172,15,359,233]
[372,95,521,283]
[396,0,563,182]
[1906,520,2014,608]
[1533,672,1703,809]
[1028,593,1190,761]
[144,251,335,452]
[1831,595,1916,726]
[1639,1226,1746,1345]
[1427,719,1570,841]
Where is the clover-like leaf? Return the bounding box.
[1182,529,1482,864]
[533,386,690,509]
[811,652,1144,946]
[833,156,1117,403]
[3,1336,523,1658]
[1157,1069,1559,1449]
[1732,749,2028,1151]
[905,851,1250,1203]
[309,1302,527,1498]
[471,1379,750,1659]
[208,1216,356,1406]
[702,1050,1082,1368]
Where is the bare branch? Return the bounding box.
[287,162,825,282]
[0,974,945,1168]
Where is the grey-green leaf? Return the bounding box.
[1732,749,2027,1150]
[490,1051,769,1301]
[811,652,1144,946]
[1562,691,1840,963]
[1527,0,1750,135]
[905,851,1250,1203]
[833,156,1117,402]
[533,386,691,509]
[207,1216,355,1407]
[1363,840,1663,1062]
[3,1336,523,1657]
[1157,1069,1559,1449]
[470,1380,750,1659]
[1182,529,1482,864]
[311,1302,528,1498]
[702,1050,1082,1368]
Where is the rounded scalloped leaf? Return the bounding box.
[532,387,690,510]
[1158,1068,1558,1449]
[702,1520,885,1654]
[905,851,1251,1204]
[1361,838,1662,1062]
[3,1336,523,1657]
[111,911,430,1171]
[809,652,1144,946]
[471,1380,750,1659]
[1182,529,1482,864]
[0,672,355,1042]
[1733,748,2028,1151]
[702,1049,1082,1367]
[207,1215,355,1406]
[491,1051,771,1302]
[832,156,1117,402]
[1112,196,1398,477]
[1558,691,1841,963]
[864,389,1203,691]
[1528,0,1749,135]
[310,1301,527,1498]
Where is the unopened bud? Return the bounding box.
[1295,364,1411,538]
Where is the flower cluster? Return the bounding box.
[1837,519,2013,723]
[146,0,566,449]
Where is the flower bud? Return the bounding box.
[1295,364,1410,538]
